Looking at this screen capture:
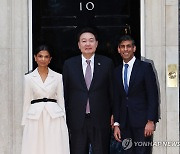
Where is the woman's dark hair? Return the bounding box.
[34,44,53,57]
[118,35,135,46]
[77,27,98,41]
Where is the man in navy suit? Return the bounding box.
[113,35,159,154]
[63,27,114,154]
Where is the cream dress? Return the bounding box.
[21,68,70,154]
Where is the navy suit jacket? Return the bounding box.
[113,59,159,128]
[63,54,114,130]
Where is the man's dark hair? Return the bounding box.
[118,35,135,46]
[77,27,98,41]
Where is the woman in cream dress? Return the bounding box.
[21,45,70,154]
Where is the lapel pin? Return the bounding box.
[98,63,101,66]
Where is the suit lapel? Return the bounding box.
[89,55,101,90]
[31,68,45,90]
[128,59,141,93]
[76,56,88,89]
[117,65,123,87]
[116,65,126,94]
[43,68,55,88]
[31,68,55,91]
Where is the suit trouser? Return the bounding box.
[69,114,111,154]
[121,110,152,154]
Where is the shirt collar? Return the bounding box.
[33,67,54,77]
[81,54,95,64]
[123,56,136,67]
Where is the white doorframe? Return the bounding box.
[140,0,145,57]
[28,0,33,71]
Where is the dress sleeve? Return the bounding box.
[57,74,66,113]
[21,75,33,125]
[145,63,159,122]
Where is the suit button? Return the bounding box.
[126,97,128,100]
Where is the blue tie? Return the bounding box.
[124,64,129,94]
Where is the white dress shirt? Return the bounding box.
[122,56,136,87]
[81,54,94,78]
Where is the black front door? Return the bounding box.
[32,0,140,73]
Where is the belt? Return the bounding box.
[31,98,57,104]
